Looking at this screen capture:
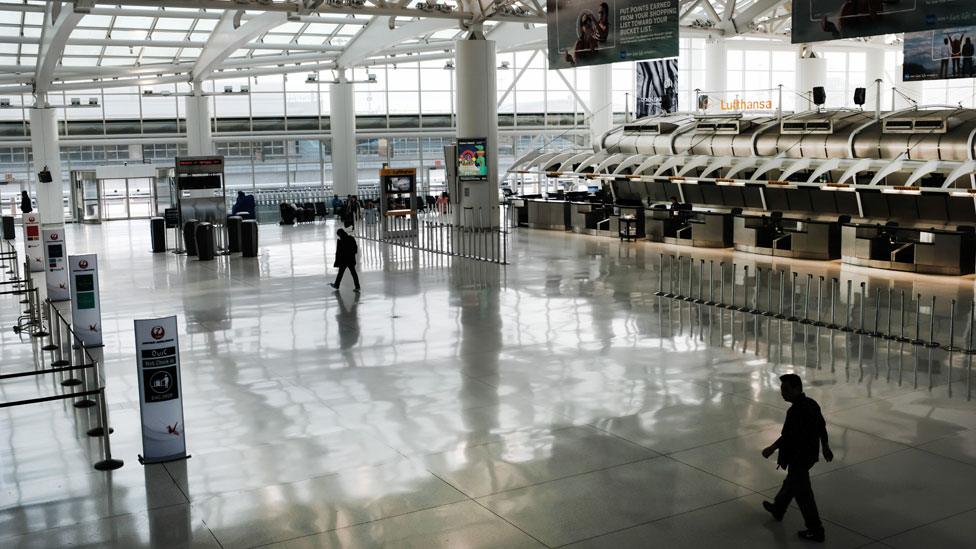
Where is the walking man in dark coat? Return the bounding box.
[762,373,833,543]
[329,229,360,292]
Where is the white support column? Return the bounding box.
[704,35,727,95]
[29,103,65,226]
[796,47,827,110]
[589,64,612,150]
[455,32,499,229]
[865,48,886,111]
[329,69,357,197]
[185,87,214,156]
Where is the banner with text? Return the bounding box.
[547,0,678,69]
[792,0,976,44]
[903,26,976,81]
[694,89,780,115]
[636,58,678,118]
[135,316,187,464]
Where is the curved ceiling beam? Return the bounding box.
[193,10,289,85]
[337,17,456,68]
[35,3,84,99]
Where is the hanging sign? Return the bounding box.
[134,316,187,464]
[792,0,976,44]
[69,254,102,347]
[23,213,43,272]
[42,227,69,301]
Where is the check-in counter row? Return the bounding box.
[841,225,975,275]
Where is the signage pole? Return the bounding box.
[134,316,187,464]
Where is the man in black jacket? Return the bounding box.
[762,374,833,543]
[329,229,360,292]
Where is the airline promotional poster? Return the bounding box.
[69,254,103,347]
[134,316,187,464]
[41,227,69,301]
[22,213,42,272]
[903,26,976,81]
[792,0,976,44]
[547,0,678,69]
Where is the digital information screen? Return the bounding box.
[47,244,63,258]
[457,139,489,181]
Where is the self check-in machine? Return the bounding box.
[135,315,187,464]
[69,254,103,347]
[42,227,69,301]
[23,213,42,272]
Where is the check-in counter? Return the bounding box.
[570,202,615,236]
[526,199,570,231]
[510,199,528,227]
[734,215,841,260]
[645,208,732,248]
[841,225,975,275]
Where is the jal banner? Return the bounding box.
[135,315,187,464]
[792,0,976,44]
[636,58,678,118]
[904,26,976,81]
[547,0,679,69]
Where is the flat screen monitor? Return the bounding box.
[385,175,414,194]
[75,273,95,292]
[682,183,704,205]
[859,190,889,219]
[743,185,764,209]
[786,188,813,213]
[835,191,860,216]
[809,189,837,215]
[700,183,724,206]
[886,194,918,220]
[47,244,63,258]
[720,186,745,207]
[457,138,488,181]
[177,174,222,190]
[764,187,789,212]
[917,194,948,222]
[947,196,976,223]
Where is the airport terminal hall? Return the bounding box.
[9,0,976,547]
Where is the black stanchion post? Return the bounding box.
[92,388,123,471]
[912,294,924,345]
[694,259,705,304]
[800,274,813,325]
[787,272,798,322]
[727,263,738,311]
[750,266,761,314]
[926,296,941,348]
[871,287,882,337]
[855,282,868,335]
[898,290,909,343]
[705,260,716,306]
[717,262,726,307]
[826,278,838,329]
[775,270,786,319]
[813,276,826,327]
[946,299,960,352]
[655,253,665,296]
[762,267,774,317]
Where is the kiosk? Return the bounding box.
[42,227,69,301]
[69,254,103,347]
[174,156,226,253]
[379,167,418,238]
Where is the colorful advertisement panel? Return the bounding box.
[457,139,489,181]
[547,0,679,69]
[636,58,678,118]
[904,26,976,81]
[792,0,976,44]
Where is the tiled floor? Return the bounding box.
[2,218,976,548]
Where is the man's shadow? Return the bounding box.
[335,290,361,353]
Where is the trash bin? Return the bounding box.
[150,217,166,253]
[2,216,14,240]
[241,219,258,257]
[182,219,199,256]
[195,222,215,261]
[226,215,242,253]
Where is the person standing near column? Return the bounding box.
[761,374,833,543]
[20,190,32,214]
[329,229,360,293]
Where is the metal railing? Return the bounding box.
[2,265,123,471]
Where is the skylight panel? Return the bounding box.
[154,18,193,31]
[114,16,155,28]
[79,15,113,27]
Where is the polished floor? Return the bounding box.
[2,219,976,548]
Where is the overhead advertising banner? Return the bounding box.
[792,0,976,44]
[903,26,976,81]
[69,254,102,347]
[22,213,43,272]
[636,58,678,118]
[135,316,187,464]
[547,0,679,69]
[41,227,69,302]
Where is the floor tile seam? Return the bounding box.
[819,417,917,450]
[0,500,194,543]
[660,453,769,497]
[872,501,976,543]
[910,443,976,472]
[243,496,484,549]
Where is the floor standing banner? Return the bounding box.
[41,227,69,302]
[134,316,187,464]
[69,254,103,347]
[23,213,43,272]
[792,0,976,44]
[547,0,679,69]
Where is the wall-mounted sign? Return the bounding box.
[41,227,69,301]
[792,0,976,44]
[636,58,678,118]
[135,315,187,464]
[69,254,102,347]
[23,213,43,272]
[547,0,679,69]
[457,139,489,181]
[903,26,976,81]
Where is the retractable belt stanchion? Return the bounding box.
[967,300,975,402]
[855,282,868,335]
[683,258,696,302]
[655,253,665,296]
[775,270,786,320]
[42,301,58,351]
[693,259,705,304]
[726,263,737,311]
[826,278,838,330]
[927,296,941,348]
[946,299,961,352]
[705,260,716,306]
[717,262,726,308]
[749,266,761,314]
[871,287,883,338]
[813,276,826,327]
[912,294,925,345]
[787,272,798,322]
[762,268,774,317]
[800,273,813,325]
[841,280,853,332]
